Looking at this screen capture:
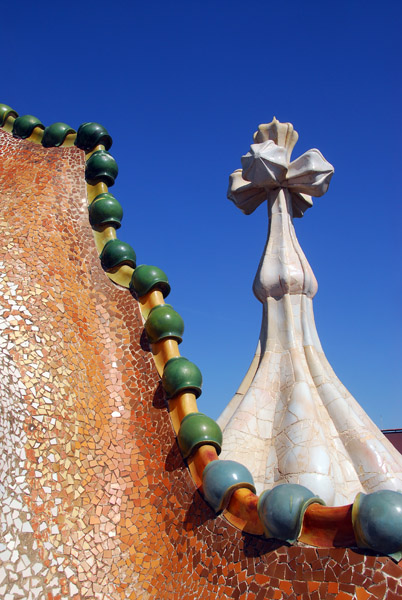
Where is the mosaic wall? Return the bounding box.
[0,128,401,599]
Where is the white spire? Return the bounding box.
[218,119,402,505]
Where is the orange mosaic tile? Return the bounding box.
[355,589,371,600]
[0,127,402,599]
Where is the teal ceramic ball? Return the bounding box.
[89,193,123,229]
[0,104,18,126]
[99,239,136,271]
[257,484,324,543]
[85,150,118,187]
[75,122,112,151]
[145,304,184,344]
[42,122,76,147]
[130,265,170,298]
[202,459,255,513]
[12,115,44,139]
[178,413,222,458]
[353,490,402,555]
[162,357,202,399]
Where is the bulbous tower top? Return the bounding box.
[253,117,299,161]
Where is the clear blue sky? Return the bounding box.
[2,1,401,427]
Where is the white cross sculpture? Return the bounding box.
[217,118,402,505]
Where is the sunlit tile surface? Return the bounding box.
[0,128,401,599]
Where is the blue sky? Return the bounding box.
[2,0,401,427]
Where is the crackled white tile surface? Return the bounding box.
[219,119,402,505]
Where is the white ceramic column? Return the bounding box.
[218,119,402,505]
